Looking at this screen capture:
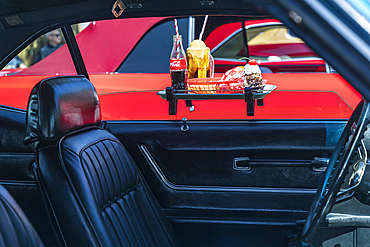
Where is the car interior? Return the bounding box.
[1,1,370,247]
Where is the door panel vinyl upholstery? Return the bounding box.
[106,120,345,246]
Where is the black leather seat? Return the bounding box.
[24,76,180,247]
[0,184,44,247]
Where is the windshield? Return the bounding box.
[344,0,370,34]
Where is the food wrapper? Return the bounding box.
[220,66,244,83]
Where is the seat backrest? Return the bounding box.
[0,184,44,247]
[24,76,180,247]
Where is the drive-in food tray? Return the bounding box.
[157,84,276,100]
[158,78,276,116]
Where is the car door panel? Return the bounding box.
[106,120,345,246]
[107,121,343,188]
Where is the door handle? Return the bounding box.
[232,157,329,172]
[233,157,251,171]
[311,157,329,172]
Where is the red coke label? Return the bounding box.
[170,58,187,71]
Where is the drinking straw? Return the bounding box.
[199,15,209,40]
[174,19,180,59]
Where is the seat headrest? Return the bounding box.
[24,76,101,145]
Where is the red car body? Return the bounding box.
[0,17,361,120]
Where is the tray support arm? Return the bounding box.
[244,87,255,116]
[166,87,177,115]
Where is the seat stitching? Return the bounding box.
[95,143,114,198]
[104,141,124,193]
[81,151,99,203]
[90,145,111,203]
[111,143,132,190]
[100,141,119,196]
[101,183,142,211]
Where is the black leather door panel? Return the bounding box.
[107,120,344,189]
[106,120,345,246]
[139,144,324,188]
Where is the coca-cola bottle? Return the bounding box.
[170,35,188,92]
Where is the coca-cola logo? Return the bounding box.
[170,59,186,70]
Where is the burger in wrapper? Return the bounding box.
[219,66,244,91]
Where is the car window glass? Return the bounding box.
[212,25,320,62]
[0,17,360,121]
[1,25,84,77]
